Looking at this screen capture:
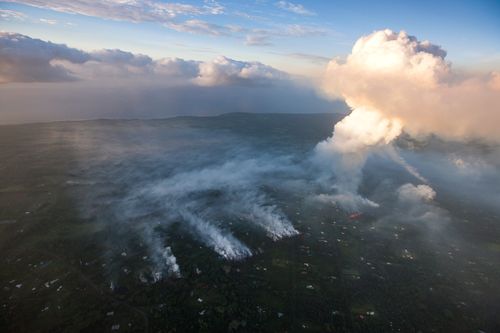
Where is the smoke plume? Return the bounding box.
[315,29,500,210]
[322,29,500,142]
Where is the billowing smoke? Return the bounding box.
[390,183,449,229]
[314,107,402,210]
[322,29,500,142]
[397,183,436,203]
[315,29,500,211]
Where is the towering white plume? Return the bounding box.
[315,107,402,210]
[316,29,500,210]
[322,29,500,142]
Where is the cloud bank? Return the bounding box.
[0,32,90,83]
[0,32,287,85]
[0,32,342,123]
[195,56,286,86]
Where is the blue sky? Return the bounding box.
[1,0,499,74]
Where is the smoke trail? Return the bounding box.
[142,227,181,281]
[180,210,252,260]
[229,191,299,240]
[113,156,299,278]
[386,146,428,184]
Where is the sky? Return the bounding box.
[0,0,499,124]
[1,0,499,75]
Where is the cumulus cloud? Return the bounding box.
[154,57,200,77]
[62,50,201,81]
[91,49,153,67]
[0,32,90,83]
[276,1,315,16]
[67,49,156,78]
[0,32,288,85]
[195,56,287,86]
[76,53,286,85]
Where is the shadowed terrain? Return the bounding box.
[0,113,499,332]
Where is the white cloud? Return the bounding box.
[0,32,339,123]
[0,32,289,85]
[39,18,57,25]
[5,0,227,37]
[0,9,27,20]
[154,57,200,77]
[60,49,156,79]
[245,34,273,46]
[243,24,327,47]
[6,0,328,43]
[5,0,223,22]
[285,24,325,37]
[91,49,153,67]
[276,1,315,16]
[194,56,287,86]
[165,19,238,36]
[203,0,224,15]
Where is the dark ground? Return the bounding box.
[0,113,499,332]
